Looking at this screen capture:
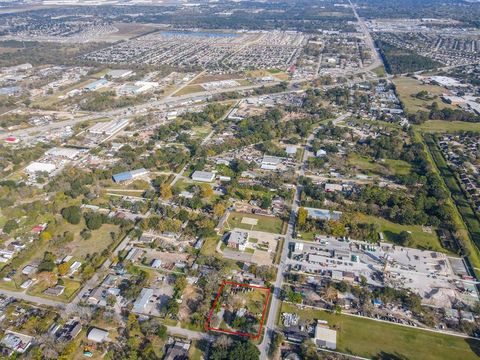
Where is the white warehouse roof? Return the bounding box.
[25,162,56,174]
[45,147,83,159]
[87,327,109,343]
[88,119,129,136]
[191,171,215,182]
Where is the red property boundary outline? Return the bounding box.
[204,280,271,339]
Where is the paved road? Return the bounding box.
[259,112,351,358]
[0,71,382,141]
[165,325,214,341]
[348,0,383,73]
[258,186,299,359]
[0,287,65,308]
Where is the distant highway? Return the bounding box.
[0,81,282,140]
[348,0,384,73]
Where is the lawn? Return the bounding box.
[382,159,412,176]
[224,212,285,234]
[347,154,411,177]
[173,84,205,96]
[274,237,285,264]
[393,76,454,114]
[52,219,120,259]
[280,303,480,360]
[355,213,444,251]
[191,73,243,84]
[297,231,315,242]
[72,223,120,258]
[416,120,480,133]
[372,65,386,77]
[28,278,81,302]
[200,236,221,257]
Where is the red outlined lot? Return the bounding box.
[205,280,271,339]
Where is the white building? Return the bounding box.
[191,171,215,182]
[87,327,109,343]
[25,162,56,174]
[45,147,83,160]
[325,183,343,192]
[314,324,337,350]
[106,69,133,79]
[68,261,82,276]
[88,119,129,136]
[1,331,33,354]
[227,230,249,251]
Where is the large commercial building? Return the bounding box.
[45,147,84,160]
[261,155,283,170]
[112,168,149,183]
[25,162,56,174]
[88,119,129,136]
[106,69,133,79]
[191,171,215,182]
[84,79,108,91]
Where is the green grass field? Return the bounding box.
[224,212,285,234]
[173,84,205,96]
[372,65,386,77]
[72,223,120,258]
[393,76,454,114]
[28,278,81,302]
[416,120,480,133]
[355,213,444,251]
[347,154,411,177]
[280,303,480,360]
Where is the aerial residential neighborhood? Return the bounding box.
[0,0,478,360]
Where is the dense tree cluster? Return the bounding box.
[375,40,442,74]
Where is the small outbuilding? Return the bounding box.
[87,327,109,343]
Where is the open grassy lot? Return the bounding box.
[72,223,120,258]
[28,278,81,302]
[393,76,454,114]
[106,22,160,41]
[297,231,315,242]
[200,236,221,257]
[416,120,480,133]
[355,213,444,251]
[173,84,205,96]
[372,64,386,77]
[247,69,290,81]
[224,212,285,234]
[52,218,120,258]
[191,73,243,84]
[280,303,480,360]
[347,153,411,177]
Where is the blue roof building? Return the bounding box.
[112,168,148,183]
[112,171,133,183]
[84,79,108,91]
